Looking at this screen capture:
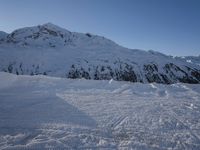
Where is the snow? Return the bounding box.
[0,72,200,149]
[176,55,200,66]
[0,23,199,84]
[0,31,8,40]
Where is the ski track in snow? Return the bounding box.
[0,72,200,149]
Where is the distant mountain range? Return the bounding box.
[0,23,199,84]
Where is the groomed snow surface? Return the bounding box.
[0,72,200,149]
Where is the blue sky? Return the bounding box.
[0,0,199,56]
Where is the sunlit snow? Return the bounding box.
[0,72,200,149]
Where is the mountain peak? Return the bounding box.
[0,23,118,49]
[42,22,57,27]
[40,23,70,33]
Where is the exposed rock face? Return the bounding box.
[0,23,199,84]
[65,62,200,84]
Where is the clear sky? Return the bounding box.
[0,0,199,56]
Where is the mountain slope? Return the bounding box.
[176,55,200,66]
[0,23,200,84]
[0,31,8,40]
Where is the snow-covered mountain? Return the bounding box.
[0,23,200,84]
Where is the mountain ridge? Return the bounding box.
[0,23,200,84]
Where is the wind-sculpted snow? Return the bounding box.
[0,72,200,149]
[0,23,200,84]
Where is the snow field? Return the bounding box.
[0,72,200,149]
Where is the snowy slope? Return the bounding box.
[0,31,8,40]
[176,55,200,66]
[0,72,200,149]
[0,23,200,84]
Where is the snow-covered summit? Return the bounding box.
[0,23,200,84]
[1,23,118,49]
